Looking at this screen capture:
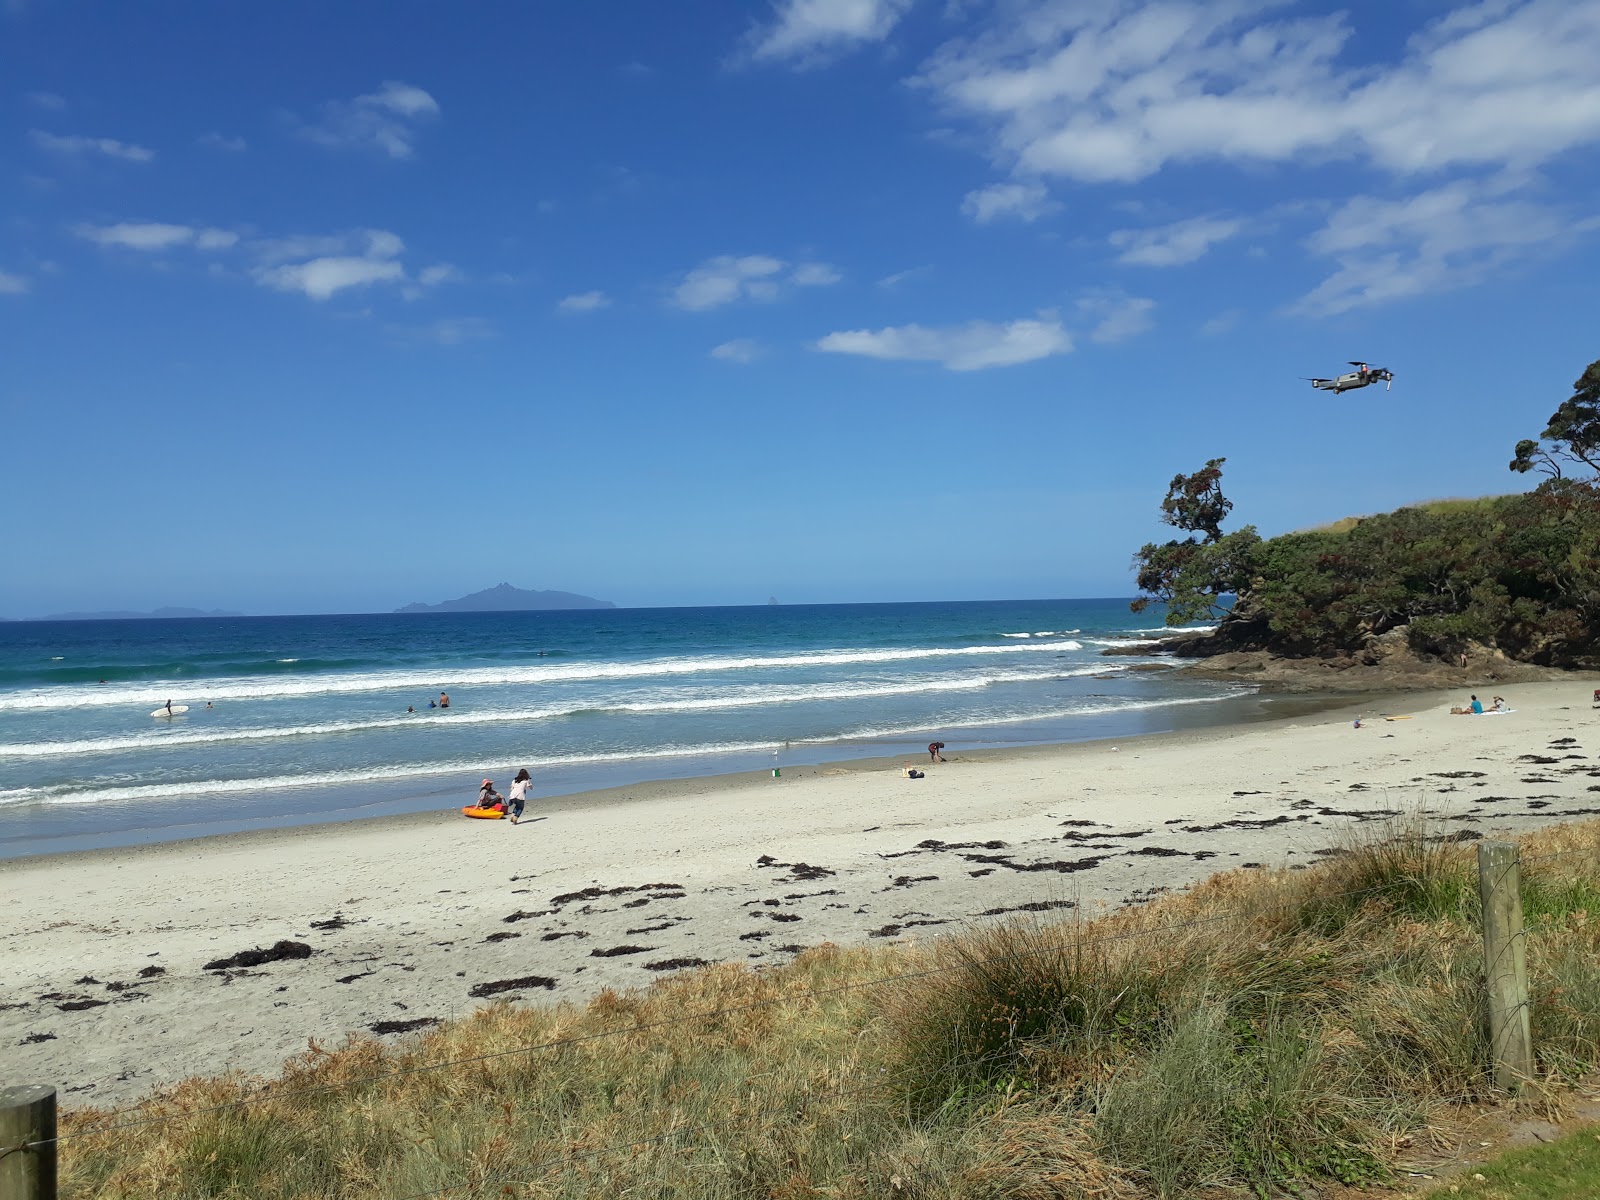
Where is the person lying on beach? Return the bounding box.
[901,764,924,779]
[508,769,532,824]
[477,779,504,811]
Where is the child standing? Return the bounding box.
[508,769,532,825]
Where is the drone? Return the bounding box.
[1308,361,1394,393]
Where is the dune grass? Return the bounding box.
[56,818,1600,1199]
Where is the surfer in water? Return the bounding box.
[164,699,174,716]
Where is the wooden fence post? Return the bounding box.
[1478,841,1534,1091]
[0,1085,56,1200]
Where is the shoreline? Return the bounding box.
[0,683,1360,863]
[5,677,1599,1106]
[0,684,1376,864]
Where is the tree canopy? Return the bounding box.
[1510,357,1600,481]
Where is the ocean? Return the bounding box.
[0,599,1259,858]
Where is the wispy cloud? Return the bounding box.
[877,265,932,289]
[24,91,65,111]
[711,338,763,363]
[816,312,1071,370]
[674,255,784,310]
[744,0,912,66]
[391,317,495,346]
[298,81,439,159]
[252,229,408,301]
[30,129,153,162]
[1293,179,1598,315]
[792,261,843,286]
[0,269,29,295]
[197,132,247,152]
[75,222,238,251]
[671,255,841,310]
[1110,215,1243,266]
[916,0,1600,184]
[557,289,611,313]
[961,181,1056,224]
[1078,292,1155,344]
[1199,309,1242,336]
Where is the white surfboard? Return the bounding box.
[151,705,190,718]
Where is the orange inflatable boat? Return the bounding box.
[462,805,505,820]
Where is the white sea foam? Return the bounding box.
[0,667,1121,760]
[0,687,1246,809]
[0,640,1089,712]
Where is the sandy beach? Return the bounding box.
[4,677,1599,1106]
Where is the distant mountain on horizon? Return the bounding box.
[35,607,245,621]
[395,583,616,614]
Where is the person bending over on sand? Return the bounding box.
[928,741,946,762]
[508,769,532,824]
[477,778,504,811]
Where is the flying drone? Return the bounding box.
[1308,361,1394,393]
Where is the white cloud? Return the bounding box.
[300,81,440,159]
[1110,215,1243,266]
[961,181,1056,223]
[25,91,65,111]
[75,222,237,252]
[30,130,153,162]
[557,289,611,313]
[1293,179,1597,315]
[711,338,763,363]
[0,269,28,295]
[816,313,1072,370]
[198,132,247,152]
[746,0,912,65]
[257,257,405,301]
[1078,293,1155,343]
[251,229,408,301]
[915,0,1600,184]
[672,254,786,310]
[792,261,842,286]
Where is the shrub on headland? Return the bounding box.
[1132,356,1600,668]
[57,818,1600,1199]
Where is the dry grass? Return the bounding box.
[57,818,1600,1199]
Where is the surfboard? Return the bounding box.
[151,705,190,718]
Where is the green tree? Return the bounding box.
[1511,357,1600,480]
[1131,459,1260,624]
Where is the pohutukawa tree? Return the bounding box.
[1511,357,1600,482]
[1130,458,1261,625]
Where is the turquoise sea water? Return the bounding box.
[0,600,1247,858]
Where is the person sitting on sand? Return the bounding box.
[508,769,532,825]
[1489,695,1507,712]
[477,778,504,811]
[1471,694,1484,715]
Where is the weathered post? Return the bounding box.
[1478,841,1534,1090]
[0,1085,56,1200]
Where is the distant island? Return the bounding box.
[395,583,616,613]
[37,607,245,621]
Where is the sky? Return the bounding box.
[2,0,1599,616]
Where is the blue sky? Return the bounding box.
[3,0,1598,616]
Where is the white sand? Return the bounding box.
[4,679,1598,1105]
